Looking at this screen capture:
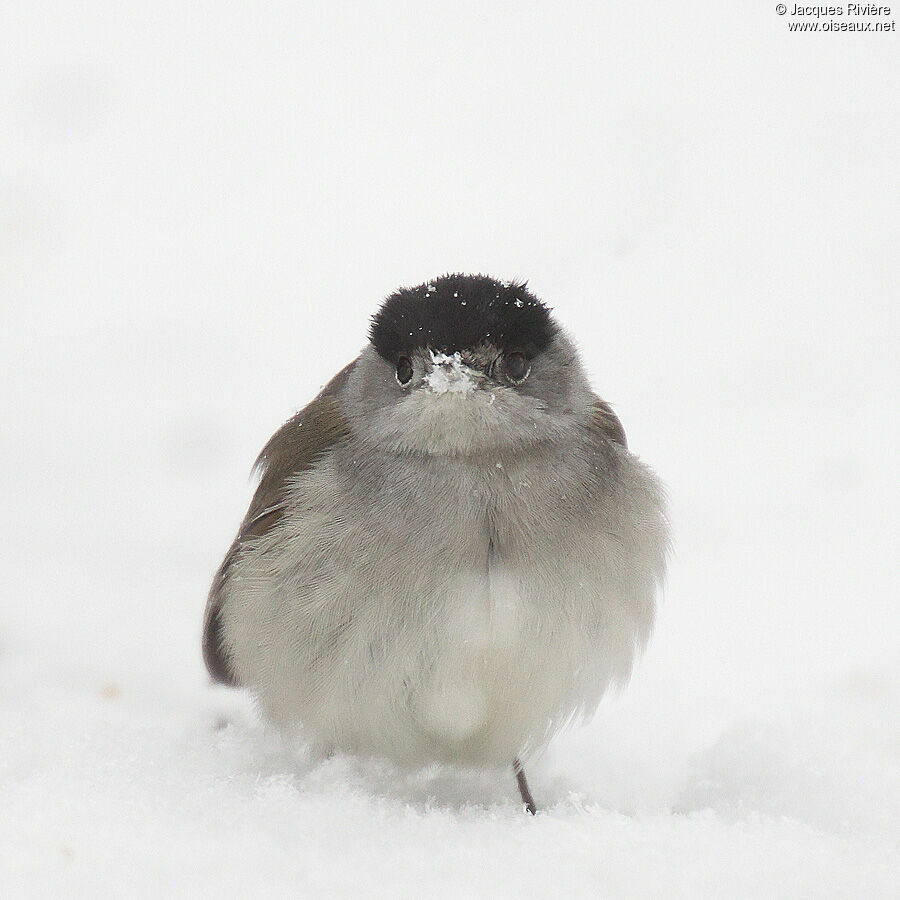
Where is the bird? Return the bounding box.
[203,273,670,814]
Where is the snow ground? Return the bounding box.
[1,2,898,897]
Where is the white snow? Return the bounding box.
[1,2,898,897]
[425,351,478,394]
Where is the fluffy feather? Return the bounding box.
[207,276,670,777]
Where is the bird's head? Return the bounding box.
[344,274,594,458]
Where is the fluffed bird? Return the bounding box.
[203,273,670,813]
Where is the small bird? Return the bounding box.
[203,274,669,813]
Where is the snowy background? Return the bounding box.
[2,2,898,897]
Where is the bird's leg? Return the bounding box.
[513,758,537,815]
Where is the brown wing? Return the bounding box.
[202,359,356,685]
[589,395,628,449]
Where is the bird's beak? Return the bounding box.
[424,351,479,395]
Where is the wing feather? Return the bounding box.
[202,359,356,685]
[589,395,628,449]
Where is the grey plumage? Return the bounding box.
[204,275,670,807]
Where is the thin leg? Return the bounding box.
[513,758,537,815]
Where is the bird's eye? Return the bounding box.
[395,357,413,385]
[503,352,530,383]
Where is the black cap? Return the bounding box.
[370,274,556,362]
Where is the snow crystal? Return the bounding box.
[424,351,477,394]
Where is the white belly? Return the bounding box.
[417,567,517,740]
[413,566,579,762]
